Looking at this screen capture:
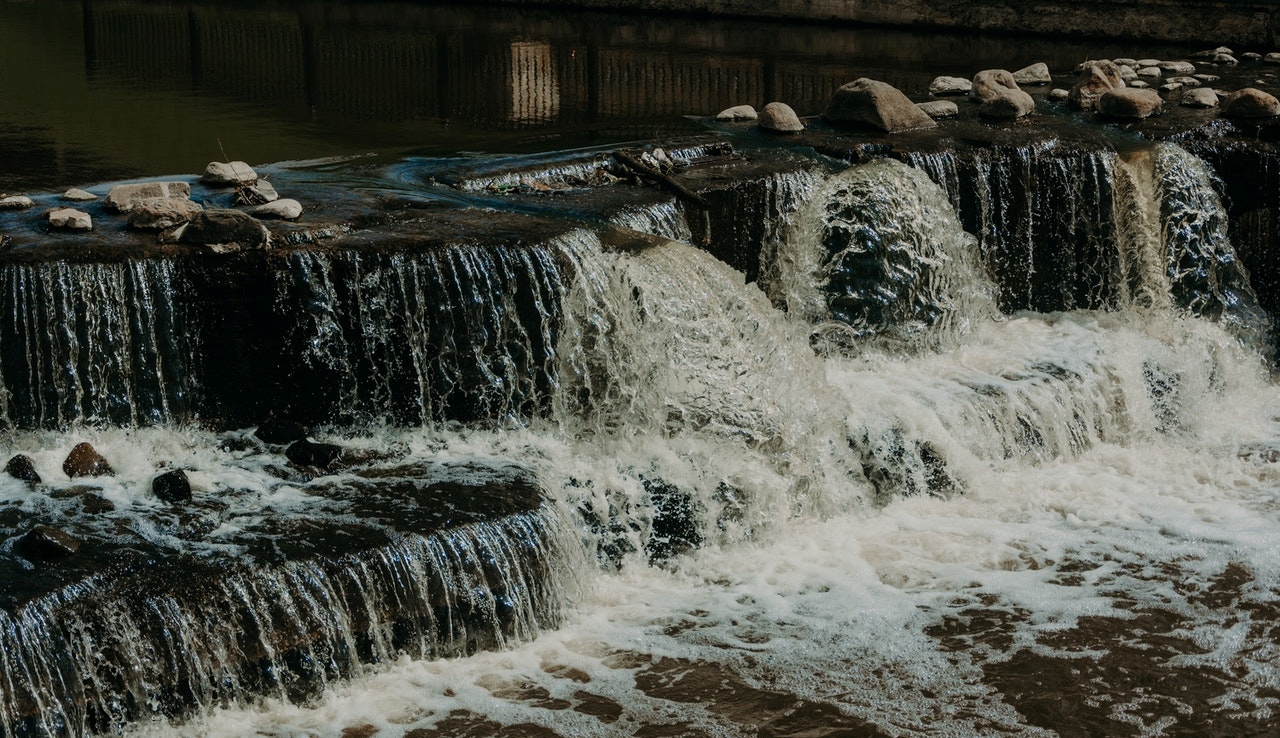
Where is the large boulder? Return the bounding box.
[1222,87,1280,118]
[1097,88,1163,119]
[757,102,804,133]
[177,209,271,250]
[17,525,81,560]
[104,181,191,212]
[1069,61,1124,111]
[5,454,40,483]
[127,197,203,230]
[63,442,114,478]
[823,78,937,133]
[972,70,1036,119]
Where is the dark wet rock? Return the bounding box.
[0,196,33,210]
[104,181,191,212]
[63,442,114,478]
[1012,62,1052,85]
[916,100,958,119]
[715,104,757,121]
[177,209,270,250]
[1182,87,1220,108]
[286,439,344,469]
[929,75,971,96]
[1222,87,1280,118]
[757,101,804,133]
[823,78,936,132]
[127,196,203,230]
[61,188,98,202]
[255,419,310,445]
[249,198,302,220]
[81,493,115,514]
[1098,88,1164,119]
[50,484,102,500]
[5,454,40,483]
[972,69,1036,119]
[17,525,81,560]
[152,469,192,504]
[48,207,92,232]
[1070,62,1124,111]
[202,161,258,187]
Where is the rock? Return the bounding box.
[1168,76,1200,87]
[971,70,1036,118]
[255,418,309,445]
[1192,46,1233,58]
[1214,53,1239,66]
[5,454,40,483]
[178,209,270,250]
[915,100,958,119]
[1194,74,1221,83]
[1160,82,1184,93]
[1048,88,1070,102]
[1243,52,1262,62]
[236,180,280,206]
[61,188,98,202]
[757,102,804,133]
[286,439,344,469]
[1137,66,1163,79]
[1265,52,1280,64]
[63,442,114,478]
[1182,87,1220,108]
[152,469,192,504]
[0,196,33,210]
[1157,61,1197,74]
[1114,58,1137,67]
[1011,62,1052,85]
[1136,58,1161,68]
[48,207,92,232]
[250,198,302,220]
[127,196,203,230]
[81,493,115,514]
[823,78,937,132]
[1128,80,1150,89]
[202,161,258,187]
[1098,88,1163,119]
[1118,65,1138,82]
[929,76,972,96]
[104,182,191,212]
[1222,87,1280,118]
[17,525,81,560]
[715,104,757,121]
[1069,63,1122,111]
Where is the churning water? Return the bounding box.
[4,142,1280,737]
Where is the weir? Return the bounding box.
[0,115,1279,734]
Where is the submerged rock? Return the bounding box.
[757,102,804,133]
[929,75,972,96]
[17,525,81,560]
[5,454,40,483]
[176,209,270,250]
[1222,87,1280,118]
[823,78,936,132]
[104,181,191,212]
[715,104,757,121]
[48,207,92,232]
[972,69,1036,119]
[1098,88,1163,119]
[63,442,114,478]
[152,469,192,504]
[81,493,115,514]
[202,161,258,187]
[286,439,344,469]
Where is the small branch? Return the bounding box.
[614,150,707,208]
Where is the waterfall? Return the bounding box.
[0,260,196,428]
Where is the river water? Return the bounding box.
[3,3,1279,738]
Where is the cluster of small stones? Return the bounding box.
[4,420,359,563]
[0,160,305,248]
[712,46,1280,133]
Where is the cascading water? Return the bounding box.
[4,138,1280,738]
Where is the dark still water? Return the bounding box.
[0,0,1194,192]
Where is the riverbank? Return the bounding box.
[495,0,1280,46]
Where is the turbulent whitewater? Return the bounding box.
[3,141,1279,737]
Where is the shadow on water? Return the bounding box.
[0,0,1200,192]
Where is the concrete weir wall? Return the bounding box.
[500,0,1280,46]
